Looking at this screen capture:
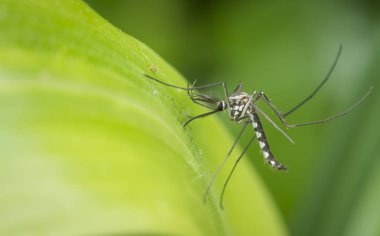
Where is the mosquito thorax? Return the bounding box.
[228,92,252,122]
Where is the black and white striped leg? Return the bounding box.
[249,113,287,170]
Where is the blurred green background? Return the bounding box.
[85,0,380,235]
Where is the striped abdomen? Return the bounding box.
[249,113,287,171]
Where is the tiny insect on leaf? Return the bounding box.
[143,45,373,209]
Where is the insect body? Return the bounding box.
[143,46,372,209]
[217,87,288,170]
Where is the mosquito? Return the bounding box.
[143,45,373,209]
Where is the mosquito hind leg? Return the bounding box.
[144,73,226,91]
[283,86,373,127]
[257,86,372,128]
[284,45,343,117]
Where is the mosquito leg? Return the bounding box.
[145,73,227,92]
[253,104,295,144]
[186,82,217,110]
[245,45,342,127]
[203,122,250,203]
[258,86,373,128]
[286,86,373,127]
[219,134,256,210]
[256,92,290,127]
[284,45,343,117]
[187,81,232,118]
[183,80,232,119]
[144,74,191,90]
[219,107,289,209]
[144,74,232,118]
[183,109,221,127]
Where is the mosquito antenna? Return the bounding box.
[203,122,250,203]
[284,45,343,117]
[220,135,257,210]
[287,86,373,127]
[183,109,221,127]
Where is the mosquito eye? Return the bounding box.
[217,101,226,111]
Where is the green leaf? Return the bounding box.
[0,0,287,235]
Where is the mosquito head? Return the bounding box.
[217,101,227,111]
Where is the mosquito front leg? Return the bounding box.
[144,74,224,92]
[186,82,217,110]
[183,109,221,127]
[144,74,232,118]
